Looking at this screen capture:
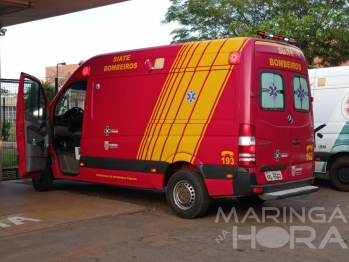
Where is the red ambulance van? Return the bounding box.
[16,32,318,218]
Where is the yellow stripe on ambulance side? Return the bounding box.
[137,37,250,163]
[137,43,190,159]
[144,43,199,160]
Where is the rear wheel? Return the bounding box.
[166,170,210,219]
[236,195,266,206]
[32,163,53,192]
[329,159,349,191]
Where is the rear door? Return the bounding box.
[16,73,50,177]
[254,41,311,184]
[255,69,291,184]
[288,74,313,180]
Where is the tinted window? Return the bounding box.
[260,72,284,110]
[293,76,310,111]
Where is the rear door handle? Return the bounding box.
[292,140,301,145]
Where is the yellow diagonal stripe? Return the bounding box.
[137,37,250,163]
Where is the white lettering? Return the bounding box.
[262,207,281,223]
[241,208,261,223]
[318,226,348,249]
[290,207,306,223]
[233,226,257,249]
[0,222,10,228]
[327,207,348,223]
[308,207,326,223]
[7,216,42,225]
[290,226,316,249]
[215,207,239,223]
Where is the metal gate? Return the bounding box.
[1,78,19,180]
[1,77,68,180]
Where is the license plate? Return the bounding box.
[265,171,283,181]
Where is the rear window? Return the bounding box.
[293,76,310,111]
[260,72,285,110]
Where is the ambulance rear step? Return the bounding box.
[259,185,319,200]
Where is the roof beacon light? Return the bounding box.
[257,31,299,45]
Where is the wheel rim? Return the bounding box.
[173,180,195,210]
[338,167,349,184]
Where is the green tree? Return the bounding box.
[162,0,349,67]
[1,88,9,95]
[41,81,56,102]
[2,121,12,141]
[23,81,55,119]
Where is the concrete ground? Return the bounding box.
[0,178,348,262]
[0,180,146,237]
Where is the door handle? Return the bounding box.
[292,140,301,145]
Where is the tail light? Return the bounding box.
[238,124,256,167]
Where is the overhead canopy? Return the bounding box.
[0,0,128,28]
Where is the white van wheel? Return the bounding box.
[330,159,349,191]
[166,170,210,219]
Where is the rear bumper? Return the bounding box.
[199,165,317,198]
[259,185,319,200]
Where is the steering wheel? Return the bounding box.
[69,107,84,125]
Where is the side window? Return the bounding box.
[293,76,310,111]
[260,72,285,110]
[23,78,46,120]
[55,82,86,116]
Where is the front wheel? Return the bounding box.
[329,159,349,191]
[166,170,210,219]
[32,163,54,192]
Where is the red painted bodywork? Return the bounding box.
[16,37,314,197]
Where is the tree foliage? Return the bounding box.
[1,88,10,95]
[23,81,55,118]
[2,121,12,141]
[41,81,56,102]
[162,0,349,67]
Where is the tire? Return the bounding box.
[166,170,210,219]
[329,159,349,192]
[32,163,54,192]
[236,195,266,206]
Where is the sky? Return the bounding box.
[0,0,177,79]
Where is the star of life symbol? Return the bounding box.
[297,85,306,102]
[186,90,196,103]
[269,83,278,100]
[104,126,111,136]
[344,97,349,116]
[274,150,281,162]
[341,92,349,121]
[104,126,118,136]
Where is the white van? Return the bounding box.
[309,66,349,191]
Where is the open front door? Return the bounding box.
[16,73,50,178]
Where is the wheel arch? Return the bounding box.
[163,161,204,188]
[326,152,349,171]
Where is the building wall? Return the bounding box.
[45,64,79,85]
